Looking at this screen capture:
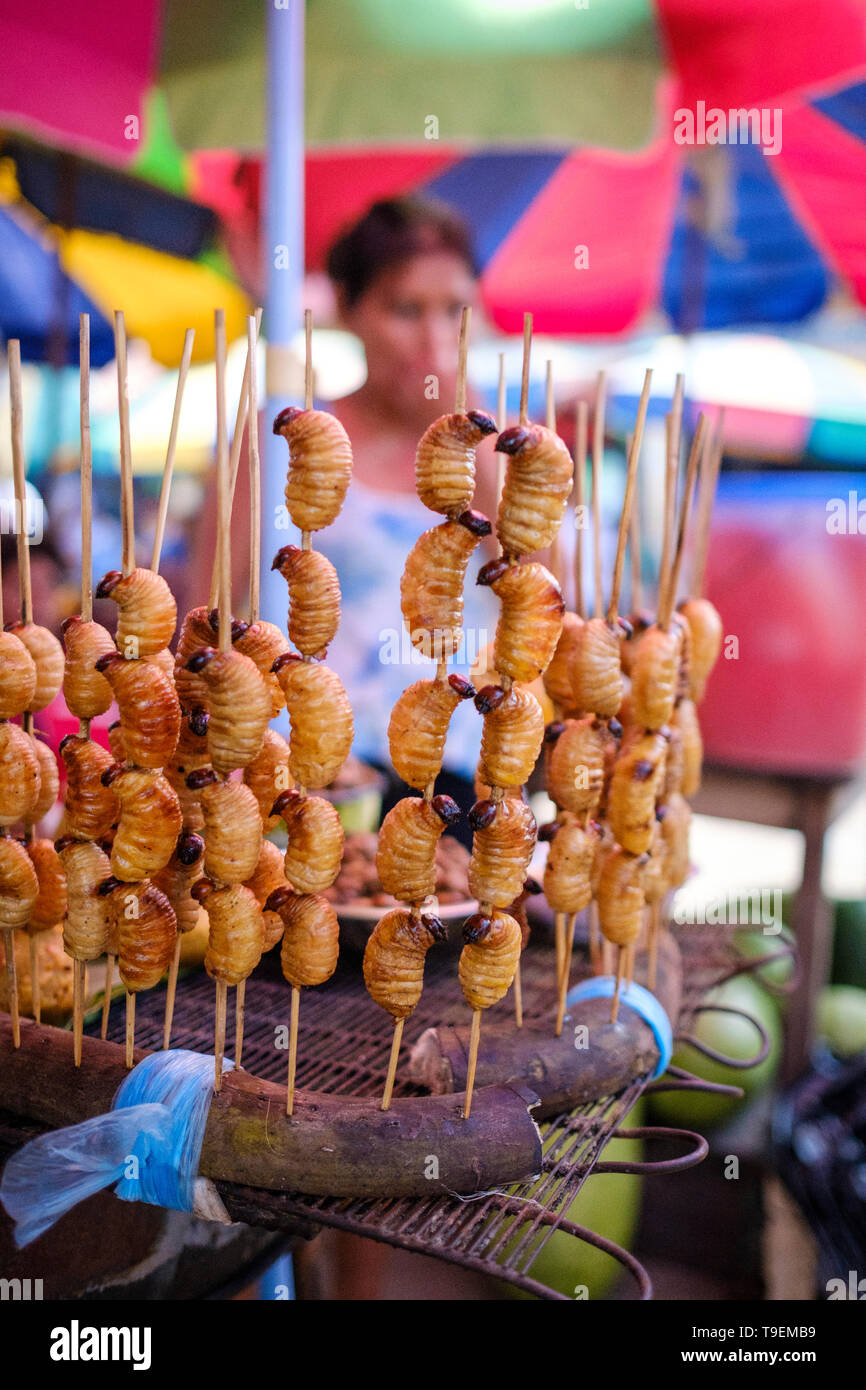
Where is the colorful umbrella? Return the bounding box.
[606,333,866,466]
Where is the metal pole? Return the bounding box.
[262,0,305,685]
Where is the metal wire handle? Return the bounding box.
[592,1125,708,1175]
[676,1002,771,1069]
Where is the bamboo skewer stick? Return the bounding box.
[287,984,301,1116]
[546,361,562,586]
[114,312,135,578]
[591,372,606,618]
[100,954,113,1040]
[607,370,652,626]
[0,514,14,1039]
[214,981,226,1093]
[381,1015,404,1112]
[80,316,93,623]
[554,911,566,996]
[495,352,507,504]
[692,411,724,599]
[574,400,588,619]
[648,900,661,991]
[213,309,232,1089]
[462,1008,482,1119]
[124,985,135,1069]
[588,899,602,975]
[151,328,195,574]
[304,308,314,413]
[630,458,642,614]
[659,415,707,631]
[555,912,577,1037]
[235,979,246,1069]
[28,937,40,1025]
[208,308,263,608]
[247,315,261,625]
[611,946,626,1024]
[519,313,532,425]
[513,955,523,1029]
[455,306,471,416]
[162,936,182,1050]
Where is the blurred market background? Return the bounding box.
[1,0,866,1301]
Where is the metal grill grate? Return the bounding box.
[88,925,748,1299]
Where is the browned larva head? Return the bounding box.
[537,821,559,842]
[176,831,205,866]
[58,733,77,754]
[265,885,295,914]
[3,620,23,633]
[633,759,655,783]
[272,650,301,675]
[271,544,301,572]
[466,409,498,437]
[431,794,461,827]
[474,683,506,714]
[273,406,304,435]
[608,717,623,739]
[469,798,497,831]
[100,763,124,787]
[188,706,209,738]
[463,911,493,944]
[61,614,81,635]
[190,877,214,903]
[448,674,476,701]
[206,607,247,639]
[186,766,219,791]
[271,789,301,819]
[421,914,448,944]
[185,646,216,673]
[95,570,122,600]
[523,877,543,896]
[617,616,634,638]
[476,556,510,587]
[94,651,122,673]
[456,508,492,538]
[97,875,123,897]
[656,804,669,822]
[494,424,531,455]
[543,721,567,744]
[54,833,84,854]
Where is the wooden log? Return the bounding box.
[409,930,682,1120]
[0,1016,542,1200]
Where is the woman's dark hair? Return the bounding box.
[326,196,478,307]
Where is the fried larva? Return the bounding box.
[479,559,564,684]
[59,734,118,841]
[476,682,545,789]
[273,656,354,790]
[607,730,668,856]
[0,721,40,827]
[388,674,475,791]
[153,831,206,935]
[243,840,291,951]
[459,910,522,1011]
[662,722,684,799]
[5,622,64,711]
[400,514,490,661]
[597,847,646,948]
[187,770,263,884]
[165,708,210,829]
[95,652,181,769]
[672,698,703,798]
[468,796,537,909]
[543,612,584,716]
[543,815,601,915]
[375,794,461,903]
[495,422,573,558]
[184,647,270,776]
[660,792,691,890]
[25,838,67,933]
[267,888,340,989]
[173,605,216,711]
[194,879,265,987]
[545,717,609,818]
[0,835,39,931]
[362,907,446,1020]
[56,837,112,961]
[61,616,115,718]
[272,790,345,895]
[243,727,291,830]
[414,410,497,516]
[103,765,183,882]
[631,624,679,731]
[0,629,37,720]
[273,406,353,531]
[678,597,723,704]
[26,738,60,826]
[232,619,291,717]
[96,567,177,657]
[144,647,175,681]
[643,818,668,906]
[570,617,624,719]
[272,545,341,659]
[100,878,178,993]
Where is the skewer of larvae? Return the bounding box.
[97,875,178,1066]
[55,836,113,1063]
[154,830,205,1047]
[598,845,650,1022]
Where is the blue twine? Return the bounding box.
[565,977,673,1080]
[0,1049,230,1248]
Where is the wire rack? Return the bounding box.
[87,920,779,1300]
